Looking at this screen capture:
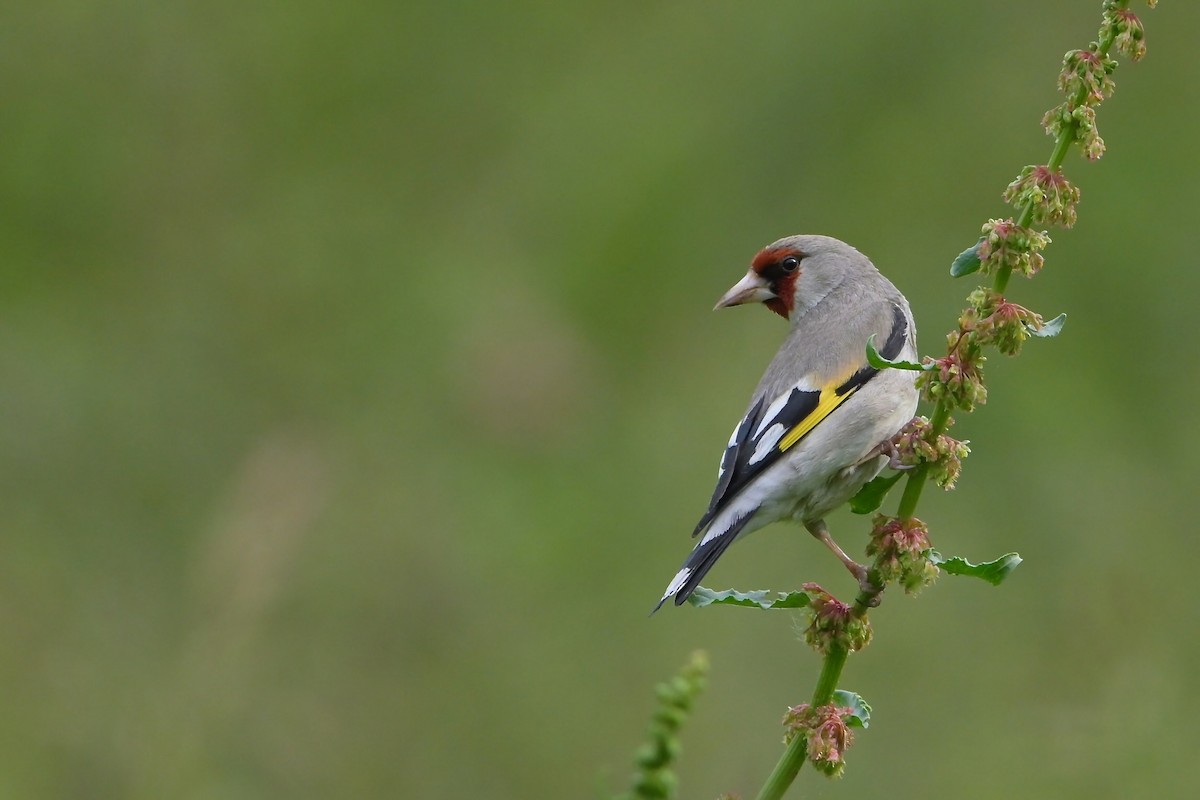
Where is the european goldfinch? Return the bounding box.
[657,235,919,609]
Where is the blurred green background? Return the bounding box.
[3,1,1198,798]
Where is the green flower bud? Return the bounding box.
[1003,166,1081,228]
[891,416,970,489]
[963,290,1046,357]
[1072,104,1106,160]
[633,770,676,799]
[1103,5,1147,62]
[892,416,939,468]
[977,218,1051,277]
[1041,102,1071,140]
[916,350,987,412]
[653,706,688,731]
[635,738,680,770]
[1058,47,1117,105]
[928,434,970,490]
[900,559,941,595]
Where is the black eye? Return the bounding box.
[780,256,800,273]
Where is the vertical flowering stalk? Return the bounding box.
[747,3,1158,800]
[618,652,710,800]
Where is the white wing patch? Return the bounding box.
[752,379,818,439]
[749,423,786,465]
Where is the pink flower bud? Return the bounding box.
[802,583,871,654]
[782,703,857,778]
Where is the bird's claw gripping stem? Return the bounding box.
[858,438,913,471]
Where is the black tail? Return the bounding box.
[652,512,757,613]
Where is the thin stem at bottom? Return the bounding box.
[753,645,850,800]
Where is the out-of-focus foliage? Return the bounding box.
[2,2,1197,798]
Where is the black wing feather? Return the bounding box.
[655,511,758,611]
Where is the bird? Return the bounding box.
[656,234,919,610]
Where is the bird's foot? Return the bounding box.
[856,438,913,471]
[850,564,883,602]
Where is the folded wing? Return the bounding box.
[692,302,910,537]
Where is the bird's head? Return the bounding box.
[714,234,873,320]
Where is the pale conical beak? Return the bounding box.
[714,270,776,310]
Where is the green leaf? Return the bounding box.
[686,586,810,610]
[866,335,926,371]
[849,471,905,515]
[930,551,1022,586]
[1028,312,1066,338]
[831,690,871,729]
[950,239,984,277]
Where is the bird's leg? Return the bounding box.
[804,518,877,594]
[855,437,912,471]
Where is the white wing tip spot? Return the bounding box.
[661,567,691,601]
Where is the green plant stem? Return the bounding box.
[754,645,850,800]
[753,738,807,800]
[809,643,851,705]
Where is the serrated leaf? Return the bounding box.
[930,551,1022,586]
[1027,312,1066,338]
[686,586,810,610]
[849,471,905,515]
[950,239,984,278]
[866,335,926,371]
[831,690,871,729]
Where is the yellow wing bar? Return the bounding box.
[777,383,860,452]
